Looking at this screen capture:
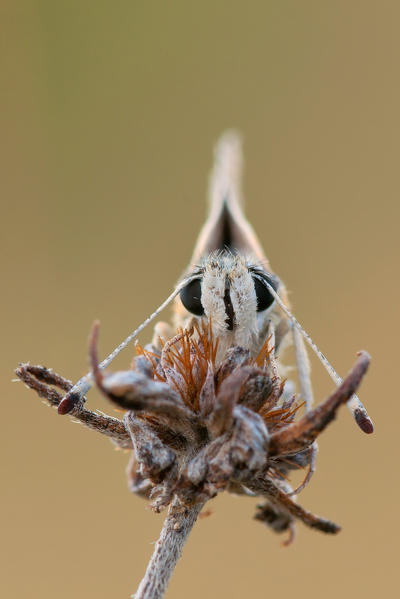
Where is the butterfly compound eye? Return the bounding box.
[253,275,278,312]
[180,278,204,316]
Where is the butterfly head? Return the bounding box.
[179,251,280,352]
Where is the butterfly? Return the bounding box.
[58,131,372,436]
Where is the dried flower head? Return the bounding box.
[94,318,370,537]
[17,319,369,541]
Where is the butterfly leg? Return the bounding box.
[291,325,318,494]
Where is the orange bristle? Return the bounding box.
[255,334,273,367]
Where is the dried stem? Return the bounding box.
[134,499,203,599]
[15,363,132,448]
[244,476,340,534]
[268,351,370,457]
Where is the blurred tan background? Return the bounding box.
[1,2,398,598]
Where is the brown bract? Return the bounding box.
[16,321,370,544]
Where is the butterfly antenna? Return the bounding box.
[57,280,191,414]
[265,282,374,434]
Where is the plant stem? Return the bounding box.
[134,499,203,599]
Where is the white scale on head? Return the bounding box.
[58,132,373,434]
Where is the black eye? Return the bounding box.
[180,278,204,316]
[253,274,279,312]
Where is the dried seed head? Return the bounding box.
[86,321,370,539]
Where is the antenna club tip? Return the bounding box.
[58,392,82,415]
[354,409,374,434]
